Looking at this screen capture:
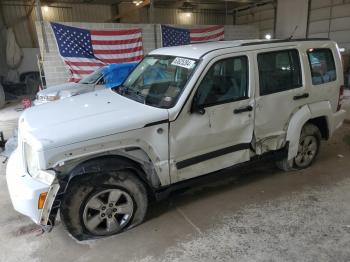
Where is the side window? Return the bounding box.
[258,49,302,96]
[307,48,336,85]
[195,56,248,107]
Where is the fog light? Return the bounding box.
[38,192,48,209]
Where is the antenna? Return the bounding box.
[288,25,298,40]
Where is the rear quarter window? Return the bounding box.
[307,48,336,85]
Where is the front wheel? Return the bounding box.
[276,123,321,171]
[60,169,148,241]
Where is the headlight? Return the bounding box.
[24,143,55,185]
[32,170,56,185]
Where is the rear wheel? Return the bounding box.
[61,169,148,241]
[276,123,321,171]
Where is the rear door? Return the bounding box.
[254,48,309,153]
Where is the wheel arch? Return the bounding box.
[286,102,332,160]
[306,116,329,140]
[286,105,312,160]
[57,151,162,198]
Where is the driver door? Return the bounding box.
[169,53,255,182]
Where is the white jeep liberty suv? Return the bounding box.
[6,39,346,240]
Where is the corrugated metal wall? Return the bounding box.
[308,0,350,53]
[1,1,114,48]
[119,5,233,25]
[41,3,113,23]
[235,2,276,38]
[150,8,229,25]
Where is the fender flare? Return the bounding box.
[286,105,312,160]
[61,155,161,193]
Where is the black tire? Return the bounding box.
[60,168,148,241]
[276,123,321,171]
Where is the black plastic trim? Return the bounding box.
[293,93,309,100]
[144,119,169,127]
[155,143,289,201]
[241,38,331,46]
[176,143,251,169]
[198,38,330,60]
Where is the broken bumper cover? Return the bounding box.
[6,148,59,228]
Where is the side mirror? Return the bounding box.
[191,95,206,115]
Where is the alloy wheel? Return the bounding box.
[82,188,134,236]
[295,135,318,168]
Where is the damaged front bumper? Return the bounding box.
[6,148,60,231]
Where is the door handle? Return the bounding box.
[293,93,309,100]
[234,105,253,114]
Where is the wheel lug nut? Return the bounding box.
[109,203,113,207]
[101,213,105,217]
[113,208,117,212]
[101,206,106,210]
[108,215,112,218]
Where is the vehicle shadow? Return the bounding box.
[146,159,281,221]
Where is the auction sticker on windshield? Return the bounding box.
[171,57,196,69]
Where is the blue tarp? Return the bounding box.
[143,66,170,85]
[102,63,137,88]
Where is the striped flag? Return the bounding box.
[51,22,143,82]
[161,25,224,47]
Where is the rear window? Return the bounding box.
[307,48,336,85]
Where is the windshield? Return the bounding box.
[116,55,198,108]
[79,67,105,84]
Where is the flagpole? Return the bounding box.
[159,24,162,48]
[153,24,158,49]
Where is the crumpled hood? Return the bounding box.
[36,82,94,98]
[20,89,168,150]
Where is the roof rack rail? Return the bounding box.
[241,38,331,46]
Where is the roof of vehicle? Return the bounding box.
[149,38,333,59]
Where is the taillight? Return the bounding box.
[337,85,344,111]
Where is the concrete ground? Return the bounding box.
[0,101,349,262]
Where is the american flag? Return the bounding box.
[51,22,143,82]
[161,25,224,47]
